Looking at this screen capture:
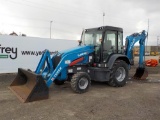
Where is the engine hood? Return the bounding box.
[57,45,94,57]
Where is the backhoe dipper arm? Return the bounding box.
[125,30,147,67]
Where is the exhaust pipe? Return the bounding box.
[9,68,49,103]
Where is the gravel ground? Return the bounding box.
[0,56,160,120]
[0,66,160,120]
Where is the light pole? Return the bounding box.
[157,36,160,52]
[50,21,53,39]
[103,12,105,26]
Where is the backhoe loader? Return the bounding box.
[9,26,148,102]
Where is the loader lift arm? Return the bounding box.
[35,46,94,87]
[35,50,54,75]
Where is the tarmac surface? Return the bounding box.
[0,56,160,120]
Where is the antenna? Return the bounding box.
[50,21,53,39]
[145,19,149,52]
[147,19,149,35]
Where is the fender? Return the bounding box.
[107,54,130,69]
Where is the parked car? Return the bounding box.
[150,51,158,56]
[145,51,150,56]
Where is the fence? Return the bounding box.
[0,35,77,73]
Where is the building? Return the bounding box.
[133,46,160,56]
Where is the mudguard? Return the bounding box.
[107,54,130,69]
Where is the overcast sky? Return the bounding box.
[0,0,160,45]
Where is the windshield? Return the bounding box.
[81,30,102,46]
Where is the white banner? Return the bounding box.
[0,35,77,73]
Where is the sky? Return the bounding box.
[0,0,160,45]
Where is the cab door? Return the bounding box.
[102,30,118,62]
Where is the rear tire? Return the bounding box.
[54,79,65,85]
[108,60,128,87]
[71,72,91,93]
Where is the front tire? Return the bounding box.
[108,60,128,87]
[71,72,91,93]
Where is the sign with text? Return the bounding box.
[0,35,77,73]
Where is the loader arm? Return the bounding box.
[35,50,55,74]
[36,45,94,87]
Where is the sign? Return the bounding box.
[0,35,77,73]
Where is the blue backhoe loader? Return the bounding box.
[9,26,148,102]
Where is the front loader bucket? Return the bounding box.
[133,67,148,80]
[9,68,49,103]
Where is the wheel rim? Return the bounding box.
[78,77,88,89]
[115,67,126,82]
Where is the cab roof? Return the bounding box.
[85,26,123,32]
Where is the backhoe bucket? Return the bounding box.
[9,68,49,103]
[133,67,148,80]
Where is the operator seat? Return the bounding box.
[103,40,112,62]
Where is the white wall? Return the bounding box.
[0,35,77,73]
